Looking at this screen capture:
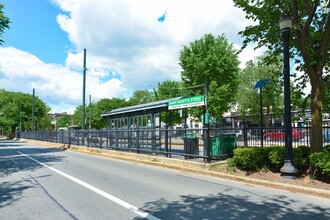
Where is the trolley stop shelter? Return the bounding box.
[101,95,237,162]
[101,98,176,157]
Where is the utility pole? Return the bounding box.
[82,49,86,129]
[20,103,22,132]
[89,94,92,129]
[32,88,35,131]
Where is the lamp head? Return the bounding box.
[279,15,292,30]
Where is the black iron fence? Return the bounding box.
[17,126,330,163]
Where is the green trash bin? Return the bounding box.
[224,134,237,154]
[209,134,237,158]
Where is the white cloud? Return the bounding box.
[236,44,266,69]
[1,0,263,113]
[0,47,126,114]
[54,0,252,89]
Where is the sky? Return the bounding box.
[0,0,265,114]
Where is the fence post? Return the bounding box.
[243,126,248,147]
[128,128,132,148]
[165,125,169,157]
[152,128,156,151]
[61,130,64,143]
[204,124,210,163]
[116,130,119,148]
[136,128,140,153]
[110,130,114,147]
[107,130,110,148]
[99,131,102,149]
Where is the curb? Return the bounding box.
[21,139,330,199]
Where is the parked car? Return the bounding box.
[323,132,330,141]
[263,129,301,141]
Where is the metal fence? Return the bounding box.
[18,126,330,163]
[215,126,330,147]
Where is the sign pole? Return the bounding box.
[254,78,270,147]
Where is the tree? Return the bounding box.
[39,114,52,130]
[128,89,155,106]
[72,98,128,129]
[92,98,127,129]
[179,33,240,120]
[0,4,10,45]
[154,80,183,126]
[72,105,83,128]
[57,114,72,128]
[0,89,50,136]
[323,75,330,114]
[233,0,330,152]
[237,55,283,126]
[290,84,310,122]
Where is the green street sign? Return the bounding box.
[168,95,205,110]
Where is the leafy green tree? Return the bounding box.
[154,80,183,126]
[127,89,155,106]
[92,98,127,129]
[34,97,51,130]
[179,33,240,120]
[39,114,52,130]
[0,4,10,45]
[237,55,283,126]
[72,98,128,129]
[233,0,330,152]
[57,114,72,128]
[72,105,83,128]
[0,89,50,136]
[323,75,330,114]
[290,84,310,122]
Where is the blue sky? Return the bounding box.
[2,0,70,64]
[0,0,264,114]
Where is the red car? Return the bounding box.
[263,129,302,141]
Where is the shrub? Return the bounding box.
[324,144,330,152]
[293,146,310,170]
[231,146,310,172]
[268,147,285,169]
[268,146,310,171]
[310,151,330,177]
[231,147,269,171]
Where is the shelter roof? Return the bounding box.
[101,98,181,118]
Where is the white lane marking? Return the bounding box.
[18,151,159,220]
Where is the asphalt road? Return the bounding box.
[1,140,330,220]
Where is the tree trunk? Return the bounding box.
[310,75,323,153]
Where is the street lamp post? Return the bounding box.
[279,15,298,177]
